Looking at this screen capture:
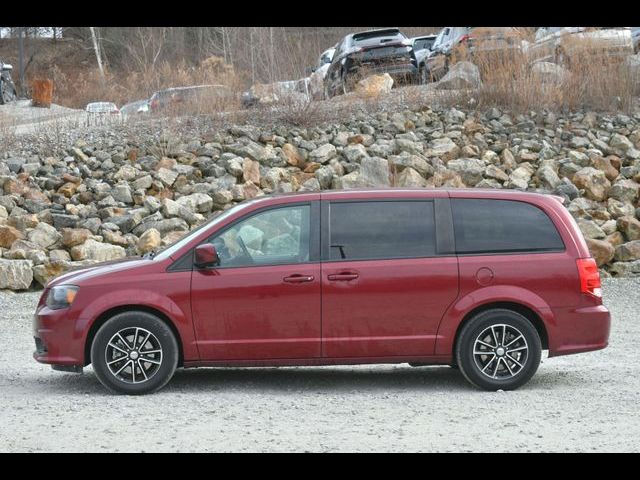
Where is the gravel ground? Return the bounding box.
[1,278,638,452]
[0,99,83,133]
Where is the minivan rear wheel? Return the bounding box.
[91,311,178,395]
[456,309,541,391]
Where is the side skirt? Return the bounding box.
[183,355,452,369]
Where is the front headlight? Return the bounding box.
[46,285,79,310]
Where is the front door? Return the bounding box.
[321,199,459,359]
[191,201,321,361]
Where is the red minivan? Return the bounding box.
[33,189,611,394]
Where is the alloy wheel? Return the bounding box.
[105,327,163,384]
[472,324,529,380]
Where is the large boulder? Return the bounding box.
[0,225,23,249]
[27,223,62,250]
[70,239,126,262]
[309,144,337,164]
[32,260,98,287]
[614,240,640,262]
[359,157,391,187]
[175,193,213,214]
[608,179,640,204]
[617,216,640,241]
[355,73,393,97]
[586,238,615,267]
[610,260,640,276]
[425,137,460,161]
[0,259,33,290]
[446,158,485,186]
[137,228,162,255]
[396,167,427,187]
[436,61,481,90]
[572,167,611,202]
[62,228,93,248]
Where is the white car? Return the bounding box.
[85,102,120,115]
[119,99,149,116]
[632,27,640,53]
[309,46,336,100]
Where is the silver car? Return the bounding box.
[528,27,634,66]
[411,35,437,84]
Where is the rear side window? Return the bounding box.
[451,199,564,254]
[328,201,435,261]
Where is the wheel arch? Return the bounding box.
[453,302,549,356]
[84,305,184,367]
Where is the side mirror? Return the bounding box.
[194,244,219,268]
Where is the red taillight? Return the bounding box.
[576,258,602,298]
[459,34,470,44]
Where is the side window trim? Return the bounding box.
[320,198,450,263]
[168,200,320,272]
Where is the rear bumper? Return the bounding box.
[347,63,418,79]
[548,304,611,357]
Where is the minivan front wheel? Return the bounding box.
[91,311,178,395]
[456,309,541,391]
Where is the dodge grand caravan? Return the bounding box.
[33,189,610,394]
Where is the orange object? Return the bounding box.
[31,79,54,108]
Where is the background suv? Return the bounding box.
[324,28,417,98]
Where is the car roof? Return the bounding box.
[245,188,564,205]
[412,35,437,41]
[350,28,402,40]
[156,84,226,92]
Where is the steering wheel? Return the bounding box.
[236,234,253,263]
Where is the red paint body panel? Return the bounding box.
[191,264,321,360]
[32,188,610,372]
[322,257,458,357]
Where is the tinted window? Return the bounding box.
[329,201,435,261]
[208,204,310,267]
[352,30,406,48]
[451,199,564,254]
[413,38,435,51]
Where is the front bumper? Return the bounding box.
[33,305,86,367]
[548,304,611,357]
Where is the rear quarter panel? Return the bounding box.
[435,191,595,357]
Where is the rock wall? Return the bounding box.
[1,106,640,289]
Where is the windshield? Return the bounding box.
[413,38,435,51]
[153,198,264,262]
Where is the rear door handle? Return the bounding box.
[327,273,359,281]
[283,274,315,283]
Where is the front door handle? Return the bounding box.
[327,273,359,281]
[283,274,314,283]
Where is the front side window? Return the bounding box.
[328,201,436,261]
[451,199,565,254]
[208,205,310,268]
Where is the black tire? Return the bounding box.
[419,65,429,85]
[91,311,179,395]
[0,80,15,104]
[341,73,350,96]
[456,309,541,391]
